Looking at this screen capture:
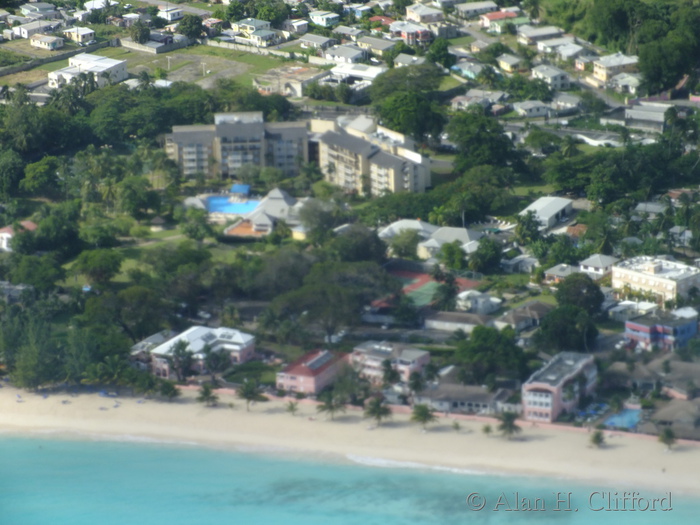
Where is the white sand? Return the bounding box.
[1,385,697,496]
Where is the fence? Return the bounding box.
[0,40,110,78]
[120,37,188,55]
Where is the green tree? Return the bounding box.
[12,318,55,390]
[426,37,456,68]
[437,241,467,270]
[483,424,492,437]
[497,411,521,440]
[9,254,65,293]
[555,273,605,316]
[469,237,502,274]
[73,249,124,285]
[0,149,24,199]
[432,273,459,311]
[286,400,299,416]
[411,403,438,430]
[370,63,443,102]
[408,371,425,396]
[590,429,605,448]
[659,427,676,451]
[129,20,150,44]
[514,210,542,246]
[534,305,598,352]
[364,397,393,426]
[376,91,445,144]
[20,156,61,198]
[178,14,204,39]
[160,380,181,401]
[181,207,214,244]
[390,229,421,259]
[197,383,219,407]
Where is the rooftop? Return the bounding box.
[149,326,254,359]
[526,351,594,387]
[532,64,567,78]
[280,350,345,377]
[520,196,572,220]
[595,52,638,68]
[353,340,429,362]
[580,254,619,268]
[614,256,700,281]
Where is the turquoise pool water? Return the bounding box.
[604,408,642,429]
[1,435,696,524]
[206,196,260,214]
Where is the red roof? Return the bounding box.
[0,220,38,235]
[482,11,517,21]
[282,350,345,378]
[369,15,394,25]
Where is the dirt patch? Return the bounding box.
[128,53,249,88]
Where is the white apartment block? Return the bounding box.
[48,53,128,89]
[612,256,700,303]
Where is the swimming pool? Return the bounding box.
[206,196,260,214]
[604,408,641,429]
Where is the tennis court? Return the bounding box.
[390,269,479,307]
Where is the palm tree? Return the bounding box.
[497,411,522,440]
[382,359,400,387]
[590,429,605,448]
[423,362,439,382]
[203,345,229,386]
[482,424,492,437]
[560,135,580,158]
[237,380,262,411]
[609,395,623,414]
[197,383,219,407]
[411,404,438,431]
[316,393,346,420]
[659,427,676,451]
[408,372,425,397]
[432,274,459,311]
[364,397,392,426]
[286,400,299,416]
[159,380,180,402]
[167,340,192,382]
[523,0,541,20]
[137,69,152,90]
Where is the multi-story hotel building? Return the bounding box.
[522,352,597,422]
[611,256,700,303]
[165,112,308,178]
[350,341,430,384]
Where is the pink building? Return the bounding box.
[351,341,430,384]
[276,350,348,395]
[142,326,255,379]
[522,352,597,423]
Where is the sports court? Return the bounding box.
[390,269,480,307]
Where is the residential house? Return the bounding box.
[369,15,394,26]
[634,201,668,218]
[470,39,489,53]
[144,326,255,378]
[0,221,38,252]
[324,44,366,64]
[415,383,513,414]
[394,53,426,67]
[334,25,366,42]
[531,64,569,90]
[389,20,432,46]
[377,219,438,241]
[202,18,223,37]
[500,254,538,274]
[612,256,700,303]
[454,1,497,19]
[496,53,521,73]
[351,340,430,383]
[668,226,693,248]
[550,92,581,115]
[48,53,128,89]
[575,56,592,71]
[536,36,575,54]
[424,311,494,333]
[494,301,554,332]
[83,0,118,10]
[479,10,516,29]
[309,10,340,27]
[13,20,61,39]
[165,112,307,178]
[282,19,308,34]
[624,103,667,133]
[157,7,183,22]
[649,399,700,440]
[522,351,597,422]
[416,225,483,259]
[592,52,638,83]
[489,16,529,34]
[231,18,278,46]
[579,254,619,279]
[513,100,549,117]
[519,196,573,229]
[456,290,502,315]
[406,3,444,23]
[624,307,698,351]
[357,36,396,57]
[344,3,372,18]
[608,300,658,322]
[299,33,337,50]
[517,25,563,45]
[20,2,57,17]
[544,263,580,284]
[451,61,484,80]
[63,26,94,43]
[557,43,586,61]
[29,33,63,50]
[276,350,348,394]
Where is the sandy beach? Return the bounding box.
[1,385,698,496]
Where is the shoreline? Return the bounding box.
[1,385,698,497]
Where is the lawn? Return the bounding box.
[509,291,558,309]
[448,35,475,47]
[439,75,464,91]
[513,182,555,196]
[184,1,217,11]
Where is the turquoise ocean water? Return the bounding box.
[1,435,698,525]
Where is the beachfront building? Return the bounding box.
[351,341,430,384]
[624,307,698,352]
[522,351,597,422]
[48,53,128,89]
[276,350,348,394]
[140,326,255,379]
[165,112,308,178]
[612,256,700,303]
[0,221,38,252]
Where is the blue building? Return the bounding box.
[624,307,698,352]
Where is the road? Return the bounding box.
[137,0,210,17]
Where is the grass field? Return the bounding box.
[513,182,555,196]
[448,35,475,47]
[439,75,464,91]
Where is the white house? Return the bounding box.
[48,53,128,89]
[324,44,366,64]
[0,221,38,252]
[531,64,569,90]
[83,0,118,11]
[512,100,549,118]
[309,10,340,27]
[158,7,184,22]
[30,33,63,50]
[63,26,95,44]
[454,1,498,19]
[579,254,620,279]
[519,196,573,229]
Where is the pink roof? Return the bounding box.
[482,11,517,21]
[282,350,344,378]
[0,220,38,235]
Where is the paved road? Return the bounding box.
[138,0,210,17]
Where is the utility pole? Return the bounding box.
[202,62,206,77]
[166,56,172,70]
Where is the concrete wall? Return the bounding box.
[120,37,188,55]
[0,40,110,79]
